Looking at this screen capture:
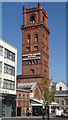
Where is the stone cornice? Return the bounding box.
[21,22,50,34]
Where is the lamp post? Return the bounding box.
[47,105,49,120]
[42,100,45,120]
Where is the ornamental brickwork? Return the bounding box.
[16,2,50,116]
[17,2,50,88]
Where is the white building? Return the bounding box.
[0,38,17,117]
[56,81,68,91]
[55,81,68,112]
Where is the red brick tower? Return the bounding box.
[20,2,50,88]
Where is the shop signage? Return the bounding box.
[23,53,40,60]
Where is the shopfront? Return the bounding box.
[32,104,43,116]
[2,94,16,117]
[30,98,44,116]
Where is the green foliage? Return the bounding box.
[43,77,56,105]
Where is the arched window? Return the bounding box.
[35,34,38,41]
[26,47,30,52]
[34,46,38,51]
[45,70,46,73]
[27,35,30,43]
[29,69,34,74]
[30,15,35,23]
[19,93,21,99]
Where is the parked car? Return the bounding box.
[55,108,65,117]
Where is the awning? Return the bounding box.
[31,103,42,106]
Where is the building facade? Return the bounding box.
[16,82,42,116]
[0,38,17,117]
[17,2,50,89]
[16,2,50,116]
[55,81,68,112]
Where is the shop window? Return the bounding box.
[61,100,64,105]
[35,34,38,42]
[30,69,34,74]
[27,35,30,43]
[30,15,35,23]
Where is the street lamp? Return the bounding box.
[47,105,49,120]
[42,100,45,120]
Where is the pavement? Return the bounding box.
[1,116,68,120]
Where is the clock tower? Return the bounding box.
[20,2,50,88]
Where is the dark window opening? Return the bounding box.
[59,87,62,91]
[32,59,35,64]
[26,59,40,65]
[43,16,44,23]
[26,47,30,52]
[34,46,38,51]
[30,15,35,23]
[27,35,30,43]
[45,70,46,72]
[30,69,34,74]
[19,94,21,96]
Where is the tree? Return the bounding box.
[43,77,56,105]
[42,77,56,120]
